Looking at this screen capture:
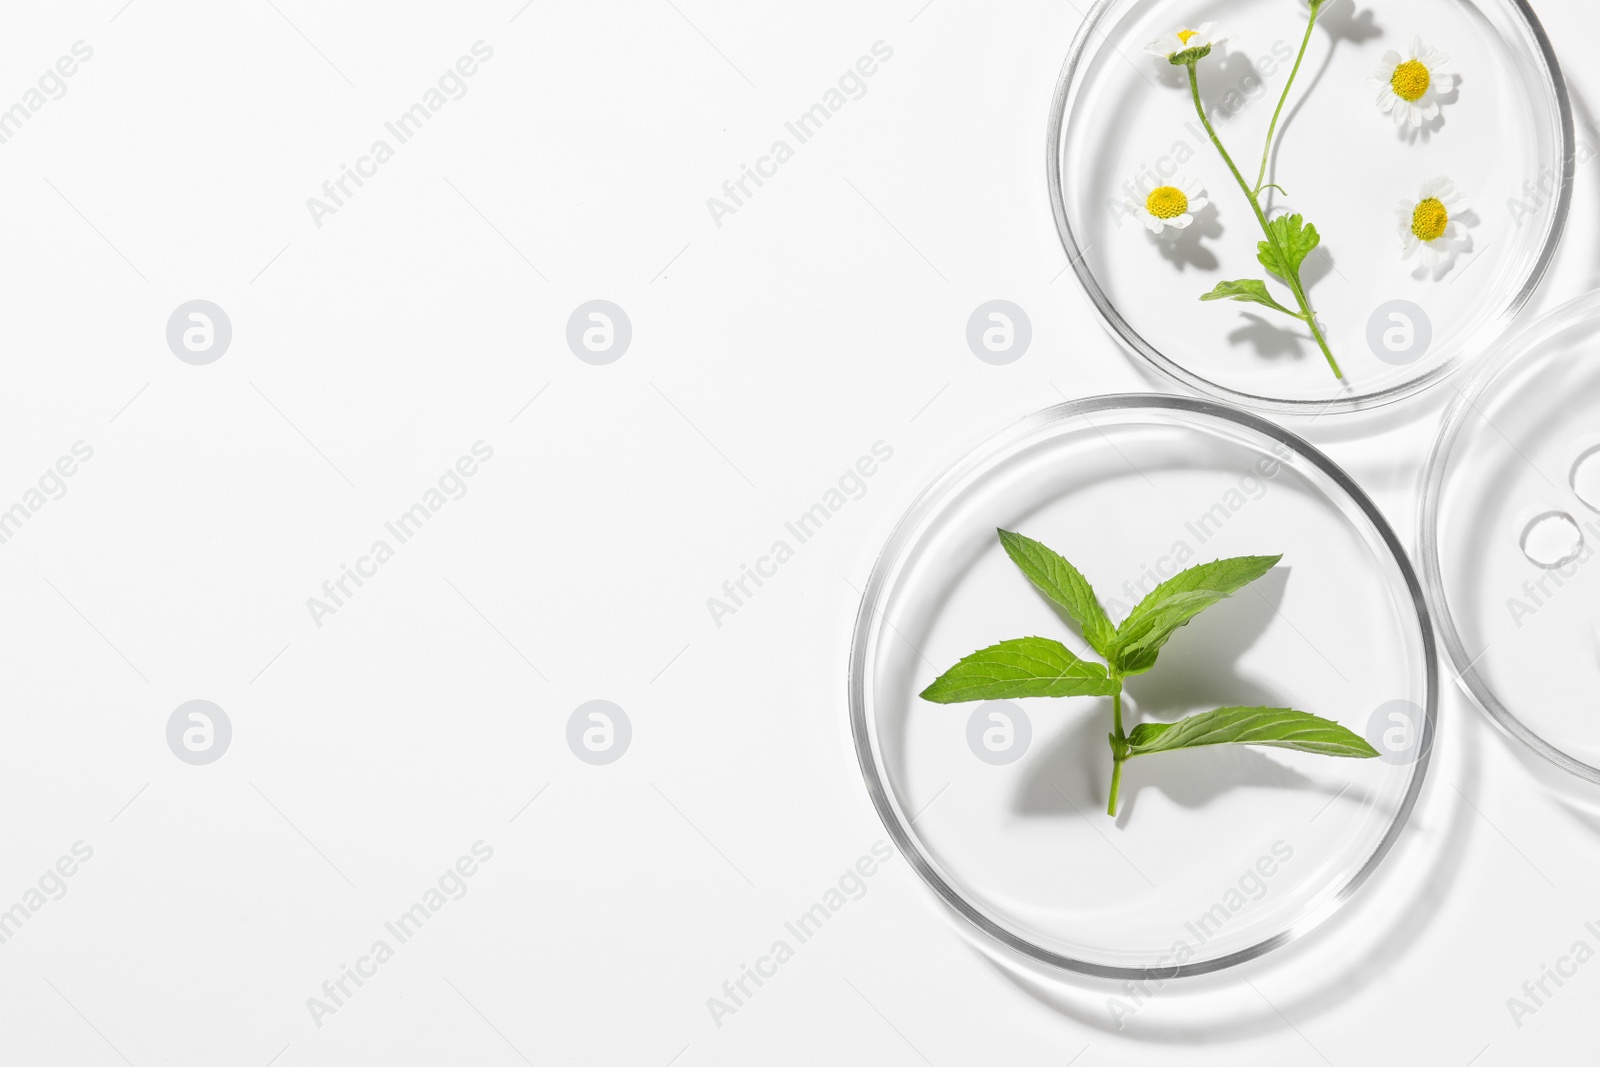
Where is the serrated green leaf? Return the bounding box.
[996,530,1115,657]
[1111,591,1226,673]
[1255,214,1320,282]
[1125,706,1379,758]
[1199,279,1296,318]
[919,637,1118,704]
[1109,555,1281,675]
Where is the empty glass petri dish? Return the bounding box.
[1421,290,1600,780]
[1047,0,1571,414]
[849,395,1436,978]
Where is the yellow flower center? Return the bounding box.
[1390,59,1431,102]
[1176,28,1199,44]
[1146,186,1189,219]
[1411,197,1449,242]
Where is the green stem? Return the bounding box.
[1253,7,1320,196]
[1107,684,1126,816]
[1185,62,1342,380]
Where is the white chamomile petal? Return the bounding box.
[1419,177,1469,214]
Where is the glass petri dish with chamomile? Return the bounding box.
[1047,0,1571,414]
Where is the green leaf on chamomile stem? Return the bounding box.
[919,637,1118,704]
[1199,279,1296,318]
[1109,555,1282,675]
[996,529,1115,656]
[1255,213,1320,282]
[1125,706,1379,758]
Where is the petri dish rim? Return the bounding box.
[1418,288,1600,783]
[848,393,1440,979]
[1043,0,1574,417]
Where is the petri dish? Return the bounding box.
[1047,0,1571,415]
[1421,289,1600,781]
[849,395,1436,978]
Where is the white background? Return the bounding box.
[0,0,1597,1064]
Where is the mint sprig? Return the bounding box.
[919,530,1376,817]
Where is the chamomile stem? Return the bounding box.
[1185,62,1343,379]
[1254,7,1320,196]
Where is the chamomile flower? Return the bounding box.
[1144,23,1232,62]
[1369,38,1456,128]
[1396,177,1469,270]
[1127,177,1208,234]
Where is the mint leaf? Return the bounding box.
[919,637,1118,704]
[1110,590,1228,674]
[1255,214,1320,282]
[1200,279,1296,318]
[997,529,1115,657]
[1109,555,1281,675]
[1125,706,1379,758]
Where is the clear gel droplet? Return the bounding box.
[1520,511,1584,569]
[1571,447,1600,512]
